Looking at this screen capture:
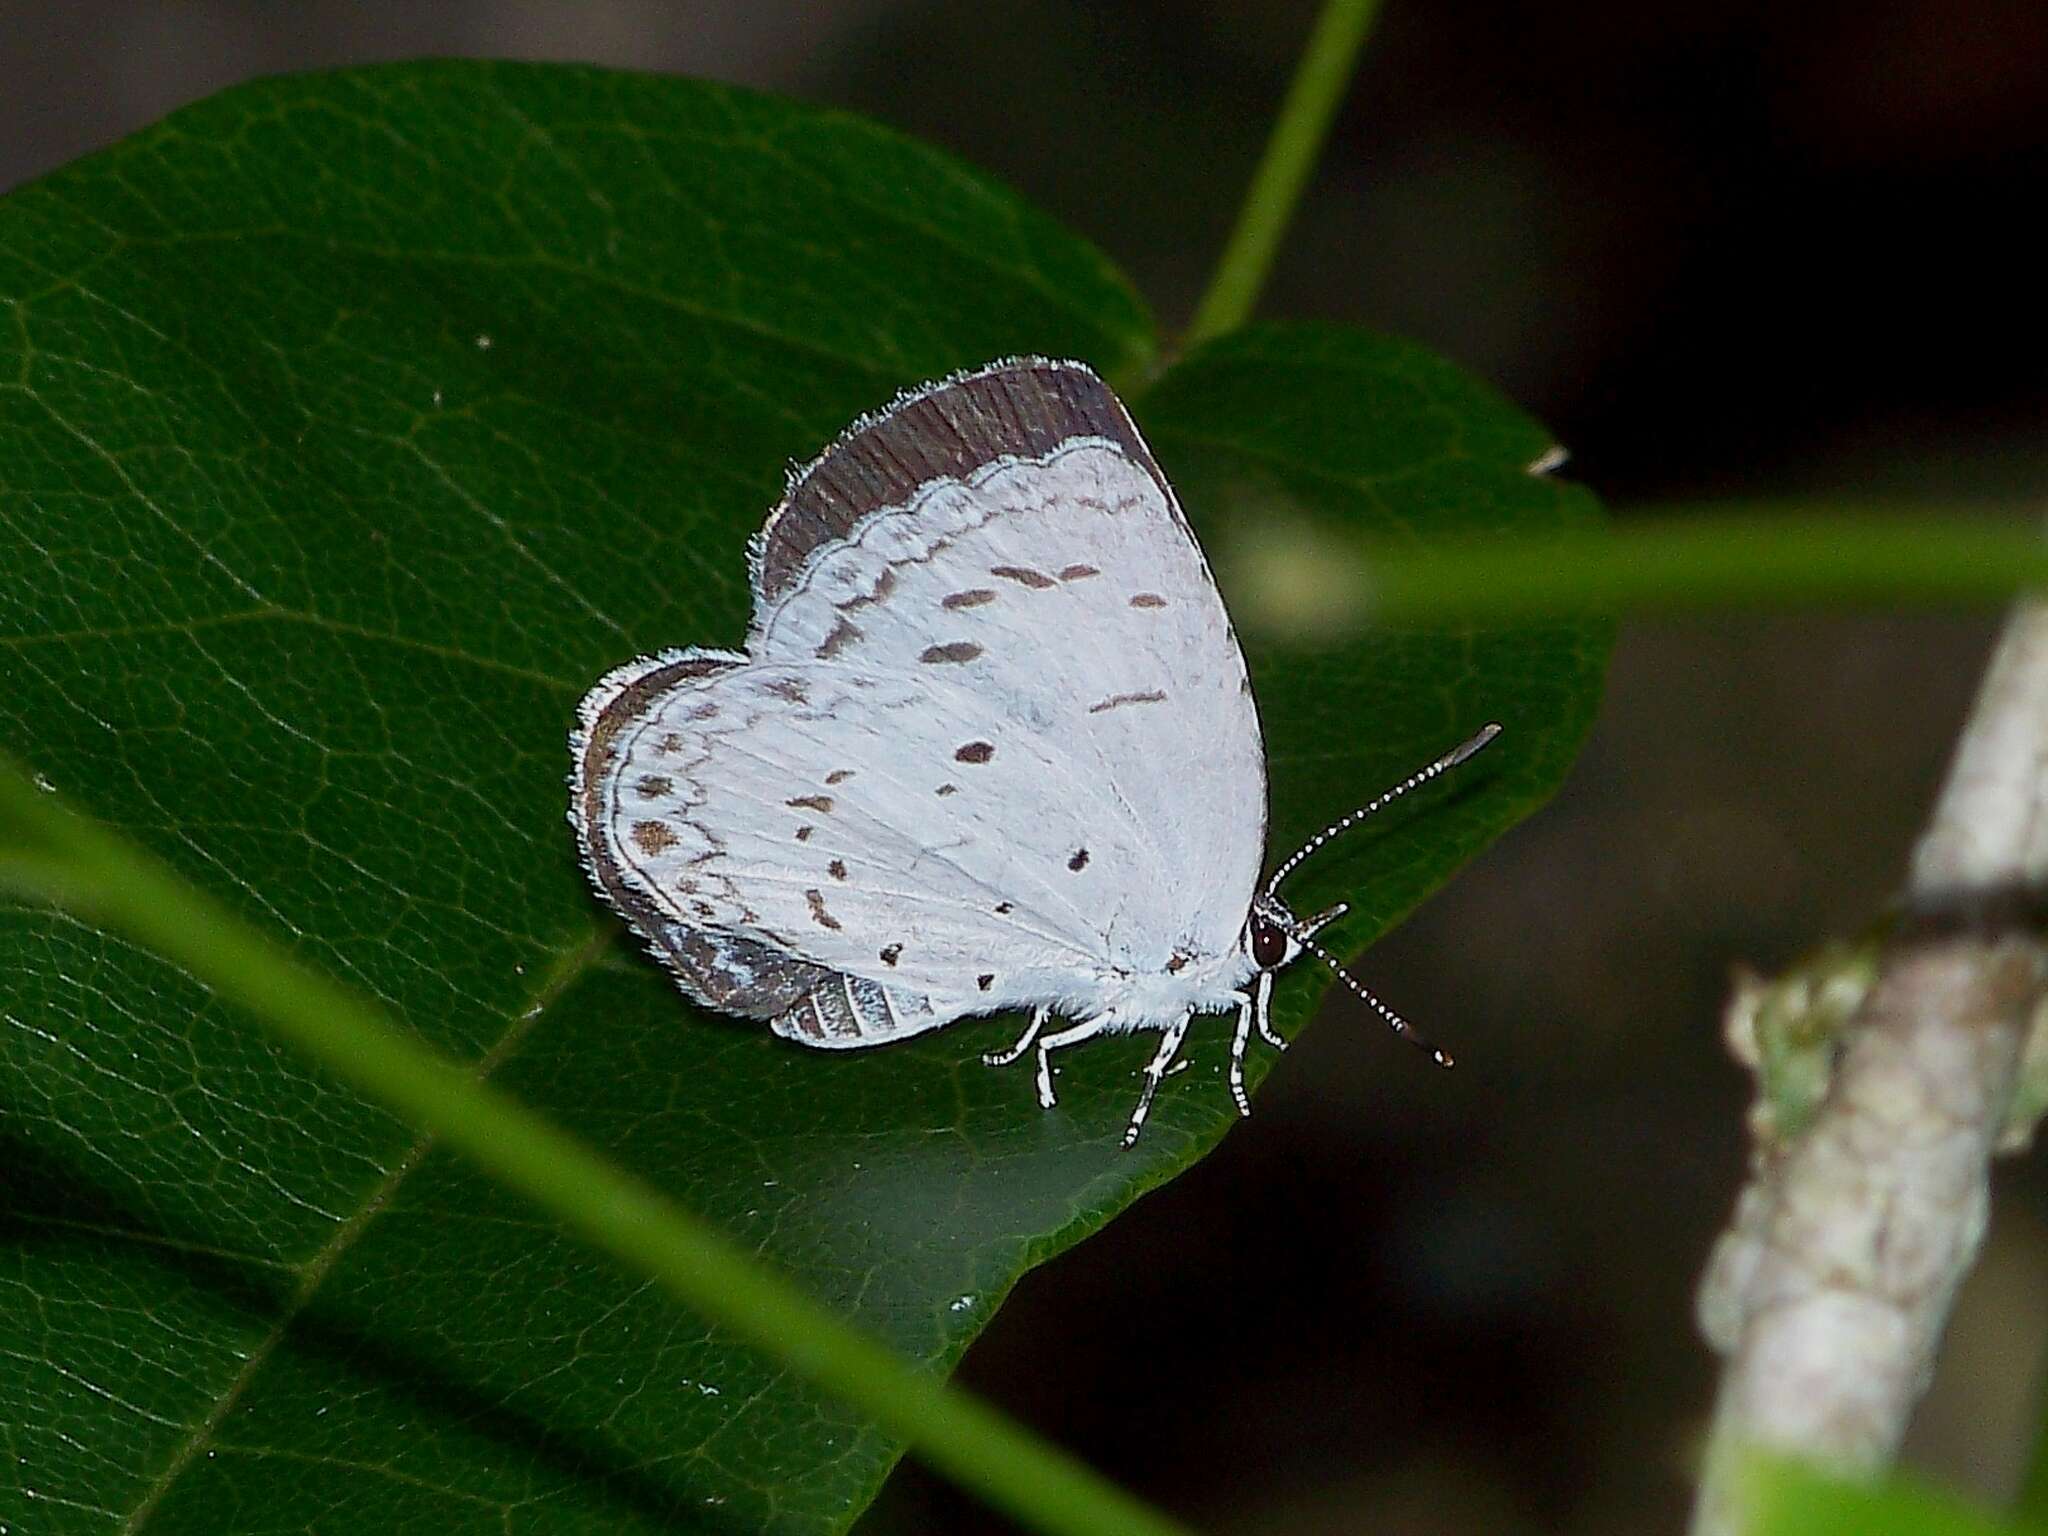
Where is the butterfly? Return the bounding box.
[568,358,1497,1146]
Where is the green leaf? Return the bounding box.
[1747,1456,2048,1536]
[0,61,1605,1535]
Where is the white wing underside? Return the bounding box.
[572,364,1265,1047]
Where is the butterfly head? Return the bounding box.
[1241,722,1506,1066]
[1241,894,1319,974]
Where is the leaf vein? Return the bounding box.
[116,924,613,1533]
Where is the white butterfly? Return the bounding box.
[568,358,1496,1146]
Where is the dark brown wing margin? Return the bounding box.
[572,651,834,1018]
[751,357,1164,603]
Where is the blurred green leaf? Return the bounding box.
[1749,1457,2048,1536]
[2018,1367,2048,1526]
[0,61,1604,1534]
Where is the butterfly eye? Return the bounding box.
[1248,914,1289,970]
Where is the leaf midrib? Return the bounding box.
[115,922,614,1534]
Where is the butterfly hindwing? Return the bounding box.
[573,651,839,1019]
[575,649,1161,1022]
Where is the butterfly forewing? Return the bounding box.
[749,362,1266,960]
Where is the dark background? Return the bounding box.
[5,3,2043,1532]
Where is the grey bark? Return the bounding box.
[1690,603,2048,1536]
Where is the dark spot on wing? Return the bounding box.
[635,774,674,798]
[880,943,901,967]
[828,859,847,880]
[919,641,983,664]
[795,825,814,842]
[943,588,997,610]
[817,616,863,658]
[1129,593,1167,609]
[805,889,842,931]
[630,821,678,856]
[1087,690,1167,714]
[842,567,897,609]
[1059,563,1100,580]
[935,783,958,796]
[990,565,1056,589]
[977,974,994,991]
[825,769,855,784]
[787,795,834,812]
[954,741,994,764]
[1068,848,1090,872]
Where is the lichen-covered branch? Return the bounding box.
[1690,602,2048,1536]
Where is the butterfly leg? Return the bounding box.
[1228,992,1257,1117]
[983,1006,1050,1068]
[1252,968,1285,1051]
[1121,1010,1195,1149]
[1035,1013,1113,1110]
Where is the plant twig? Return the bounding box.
[1690,601,2048,1536]
[1327,511,2048,629]
[0,761,1193,1536]
[1184,0,1385,346]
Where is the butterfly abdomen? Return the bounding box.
[772,973,952,1049]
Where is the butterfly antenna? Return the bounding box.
[1294,929,1455,1069]
[1263,722,1502,897]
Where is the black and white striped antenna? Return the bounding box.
[1264,722,1502,897]
[1259,722,1503,1068]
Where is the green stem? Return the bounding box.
[1351,511,2048,626]
[1184,0,1384,346]
[0,763,1191,1536]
